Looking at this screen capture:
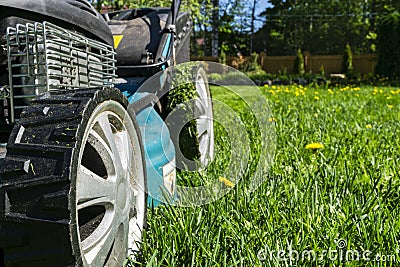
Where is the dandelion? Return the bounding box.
[388,105,394,109]
[305,143,324,150]
[314,96,320,100]
[219,177,235,188]
[366,124,373,129]
[269,117,277,122]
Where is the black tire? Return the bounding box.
[0,87,147,266]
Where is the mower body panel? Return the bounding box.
[118,86,176,207]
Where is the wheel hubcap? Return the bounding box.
[195,71,214,167]
[75,100,145,266]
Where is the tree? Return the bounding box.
[256,0,400,56]
[376,11,400,80]
[211,0,219,57]
[249,0,258,55]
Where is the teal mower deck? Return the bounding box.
[0,0,214,266]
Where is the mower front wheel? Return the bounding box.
[0,88,147,266]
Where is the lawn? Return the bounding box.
[137,84,400,266]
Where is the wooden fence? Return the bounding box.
[191,53,378,75]
[260,53,377,75]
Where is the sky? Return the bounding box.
[256,0,271,14]
[255,1,272,29]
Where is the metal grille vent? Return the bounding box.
[7,21,116,92]
[5,21,117,122]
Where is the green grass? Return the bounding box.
[137,85,400,266]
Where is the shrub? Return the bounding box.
[246,69,271,82]
[246,52,262,72]
[209,73,223,82]
[219,50,226,65]
[319,65,325,77]
[345,70,361,84]
[343,43,353,74]
[224,71,247,81]
[294,48,305,75]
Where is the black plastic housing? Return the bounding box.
[108,8,170,66]
[0,0,113,46]
[107,8,191,77]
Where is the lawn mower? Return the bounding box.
[0,0,214,266]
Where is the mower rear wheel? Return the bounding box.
[194,67,214,168]
[166,65,215,171]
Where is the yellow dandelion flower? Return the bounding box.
[388,105,394,109]
[366,124,373,129]
[314,96,320,100]
[219,177,235,188]
[269,117,277,122]
[305,143,324,150]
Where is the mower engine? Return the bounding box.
[7,22,116,103]
[4,22,116,121]
[0,0,116,141]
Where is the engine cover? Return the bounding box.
[0,0,113,46]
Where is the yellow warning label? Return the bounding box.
[113,35,123,49]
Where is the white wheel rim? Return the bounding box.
[75,100,145,266]
[195,69,215,167]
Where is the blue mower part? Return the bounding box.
[118,83,176,207]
